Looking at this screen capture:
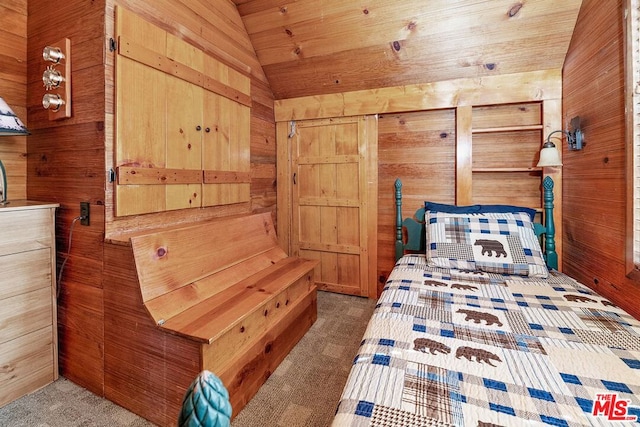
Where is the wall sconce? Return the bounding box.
[537,137,563,167]
[42,38,71,120]
[538,117,585,167]
[566,116,584,150]
[42,93,66,112]
[42,45,65,63]
[0,97,29,205]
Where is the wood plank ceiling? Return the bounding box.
[233,0,583,100]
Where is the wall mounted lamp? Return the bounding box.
[544,116,584,153]
[537,137,563,167]
[0,97,29,205]
[42,38,71,120]
[537,116,585,167]
[42,45,65,63]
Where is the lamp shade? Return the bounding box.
[537,142,563,167]
[0,97,28,136]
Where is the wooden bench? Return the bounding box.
[104,212,317,426]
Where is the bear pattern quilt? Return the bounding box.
[332,255,640,426]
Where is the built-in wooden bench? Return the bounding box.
[102,212,317,426]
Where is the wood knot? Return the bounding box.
[285,28,293,37]
[240,326,245,333]
[156,247,167,258]
[484,63,496,70]
[392,40,401,52]
[440,132,448,139]
[407,21,417,31]
[265,343,272,353]
[508,2,523,17]
[363,8,369,14]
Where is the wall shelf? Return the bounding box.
[456,102,546,208]
[472,167,542,173]
[472,124,543,133]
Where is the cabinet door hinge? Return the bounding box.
[109,37,117,52]
[288,120,296,138]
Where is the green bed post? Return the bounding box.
[395,179,404,262]
[543,176,558,270]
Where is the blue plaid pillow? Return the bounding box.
[425,211,548,278]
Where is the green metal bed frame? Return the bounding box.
[394,176,558,270]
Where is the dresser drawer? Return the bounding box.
[0,208,53,255]
[0,287,53,345]
[0,248,52,300]
[0,326,55,407]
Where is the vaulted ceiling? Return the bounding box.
[232,0,583,100]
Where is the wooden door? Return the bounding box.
[291,117,370,296]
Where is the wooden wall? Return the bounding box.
[27,0,106,395]
[377,109,456,289]
[276,72,562,297]
[562,0,640,319]
[0,0,27,200]
[26,0,277,398]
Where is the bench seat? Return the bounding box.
[106,212,318,425]
[160,256,317,344]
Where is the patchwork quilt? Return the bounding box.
[332,255,640,426]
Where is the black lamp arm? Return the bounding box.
[545,128,583,150]
[544,130,568,147]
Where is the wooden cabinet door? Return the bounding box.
[291,117,370,296]
[114,6,252,216]
[201,89,251,207]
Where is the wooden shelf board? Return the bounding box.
[472,167,542,172]
[472,124,543,133]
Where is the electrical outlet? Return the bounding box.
[80,202,90,226]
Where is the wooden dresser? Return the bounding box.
[0,201,59,408]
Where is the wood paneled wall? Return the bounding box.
[0,0,27,200]
[562,0,640,320]
[275,72,562,297]
[377,109,456,289]
[27,0,106,395]
[26,0,277,399]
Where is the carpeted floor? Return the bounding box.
[0,290,376,427]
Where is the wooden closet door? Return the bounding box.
[291,117,369,296]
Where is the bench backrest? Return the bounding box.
[130,212,286,324]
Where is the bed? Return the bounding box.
[332,177,640,426]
